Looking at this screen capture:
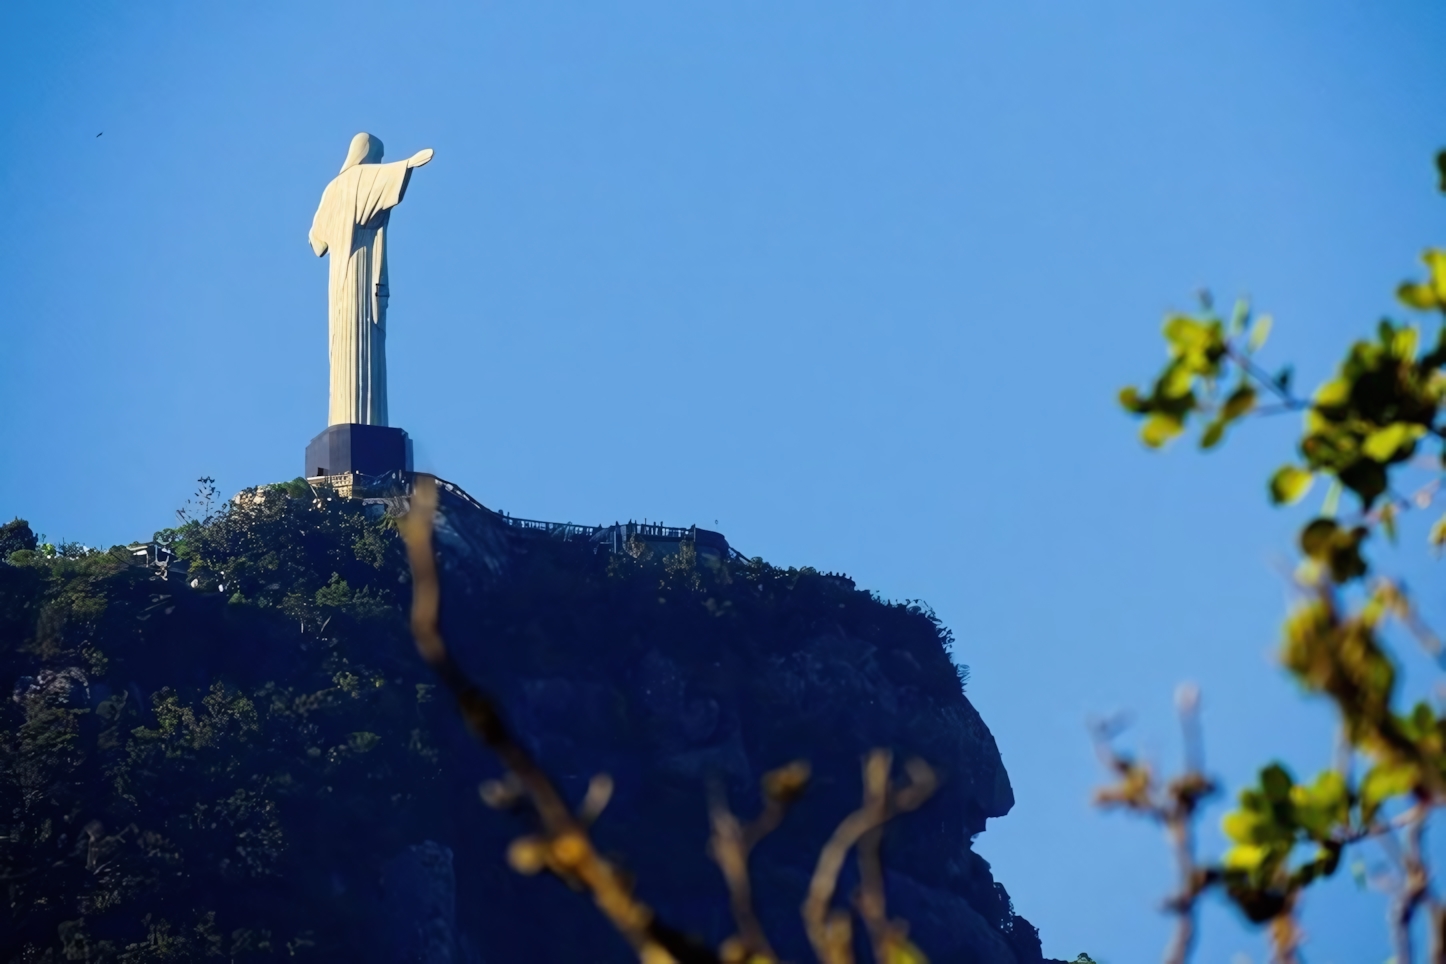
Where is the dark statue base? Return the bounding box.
[305,424,413,480]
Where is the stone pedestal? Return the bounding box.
[305,424,413,480]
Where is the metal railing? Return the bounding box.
[426,475,746,558]
[432,475,488,514]
[614,521,696,541]
[502,516,602,540]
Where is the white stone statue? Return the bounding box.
[309,133,433,426]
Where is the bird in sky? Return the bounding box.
[95,132,102,137]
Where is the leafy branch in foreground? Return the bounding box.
[1109,149,1446,963]
[398,474,938,964]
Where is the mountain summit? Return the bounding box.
[1,482,1045,963]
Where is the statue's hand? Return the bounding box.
[406,148,435,169]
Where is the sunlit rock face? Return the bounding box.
[0,487,1047,964]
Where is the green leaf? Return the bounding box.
[1426,248,1446,284]
[1222,385,1257,421]
[1291,770,1348,836]
[1222,842,1269,872]
[1141,414,1185,448]
[1398,282,1438,311]
[1163,315,1207,351]
[1379,319,1397,347]
[1200,419,1225,450]
[1393,325,1420,361]
[1362,423,1425,463]
[1118,386,1146,413]
[1360,760,1417,822]
[1270,466,1315,505]
[1247,314,1273,353]
[1308,769,1347,809]
[1221,809,1260,844]
[1299,518,1339,560]
[1411,701,1435,736]
[1429,513,1446,552]
[1160,364,1194,399]
[1324,525,1369,583]
[1261,763,1293,803]
[1313,378,1352,409]
[1400,251,1446,310]
[1338,459,1388,509]
[1162,315,1226,370]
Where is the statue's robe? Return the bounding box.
[309,160,413,426]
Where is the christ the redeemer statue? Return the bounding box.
[309,132,433,426]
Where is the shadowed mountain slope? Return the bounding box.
[1,484,1046,963]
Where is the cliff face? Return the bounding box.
[0,485,1044,963]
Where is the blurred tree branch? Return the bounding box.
[1109,148,1446,964]
[399,474,713,964]
[400,474,945,964]
[1092,686,1218,964]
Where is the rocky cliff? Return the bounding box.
[0,484,1046,963]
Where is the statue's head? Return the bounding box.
[340,133,384,173]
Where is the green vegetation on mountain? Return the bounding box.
[3,483,1036,963]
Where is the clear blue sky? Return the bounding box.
[4,2,1446,960]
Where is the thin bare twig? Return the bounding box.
[1389,800,1440,964]
[709,761,810,964]
[1224,344,1299,409]
[399,474,717,964]
[1376,579,1444,664]
[1252,402,1312,417]
[1092,685,1218,964]
[802,751,937,964]
[853,760,935,964]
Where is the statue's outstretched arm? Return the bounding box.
[406,148,434,169]
[309,234,328,257]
